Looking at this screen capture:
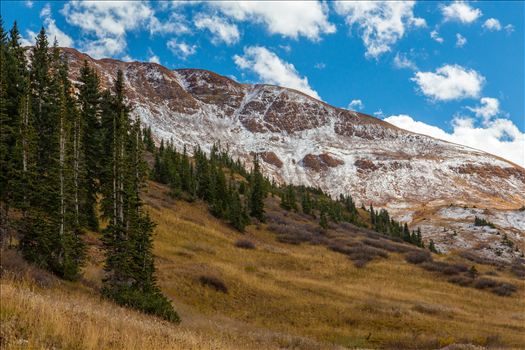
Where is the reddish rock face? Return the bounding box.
[354,159,379,172]
[302,154,344,171]
[259,151,283,168]
[175,69,244,117]
[61,47,199,113]
[451,164,525,181]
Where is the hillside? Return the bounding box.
[2,180,524,350]
[58,47,525,262]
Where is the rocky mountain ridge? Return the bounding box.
[61,47,525,261]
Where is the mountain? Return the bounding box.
[61,47,524,261]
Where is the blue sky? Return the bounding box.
[2,1,524,166]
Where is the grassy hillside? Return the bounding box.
[1,181,524,349]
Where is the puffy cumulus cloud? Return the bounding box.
[61,1,153,37]
[334,1,426,59]
[483,18,502,31]
[194,14,240,45]
[384,114,525,167]
[61,1,180,58]
[167,39,197,60]
[430,30,444,43]
[24,4,74,47]
[411,64,485,101]
[233,46,320,100]
[348,99,364,110]
[211,1,335,41]
[441,1,482,24]
[455,33,467,47]
[467,97,500,122]
[393,52,417,70]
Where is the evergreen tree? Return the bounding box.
[428,239,438,254]
[0,17,10,246]
[280,185,297,211]
[142,126,155,152]
[319,209,329,230]
[228,189,248,232]
[301,191,312,216]
[249,155,265,221]
[468,265,478,279]
[78,61,102,230]
[402,223,411,243]
[20,28,59,271]
[369,204,375,227]
[100,70,179,322]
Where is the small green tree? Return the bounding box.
[320,209,329,230]
[428,239,438,253]
[468,265,478,279]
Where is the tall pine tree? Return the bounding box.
[249,155,266,221]
[100,70,179,322]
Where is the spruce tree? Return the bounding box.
[20,28,58,270]
[78,61,102,230]
[302,191,312,216]
[249,155,265,221]
[428,239,438,253]
[100,70,179,322]
[403,223,411,243]
[280,185,297,211]
[320,209,329,230]
[0,17,10,246]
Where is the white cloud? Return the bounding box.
[504,24,515,34]
[348,99,364,110]
[483,18,501,31]
[147,49,160,64]
[211,1,335,41]
[25,4,74,48]
[194,14,240,45]
[24,0,33,8]
[61,1,174,58]
[167,39,197,59]
[314,62,326,69]
[467,97,500,122]
[430,30,444,43]
[384,114,525,167]
[121,55,135,62]
[81,36,126,58]
[393,52,417,70]
[149,13,190,36]
[40,3,51,17]
[455,33,467,47]
[441,1,482,24]
[412,64,485,101]
[233,46,320,100]
[374,109,384,118]
[334,1,426,58]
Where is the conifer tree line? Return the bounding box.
[368,205,425,248]
[150,136,428,251]
[151,141,265,232]
[0,22,178,322]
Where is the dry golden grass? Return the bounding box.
[1,181,524,349]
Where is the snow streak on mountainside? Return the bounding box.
[62,48,525,261]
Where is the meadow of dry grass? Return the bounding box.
[1,181,524,349]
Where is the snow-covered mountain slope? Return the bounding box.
[62,48,525,260]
